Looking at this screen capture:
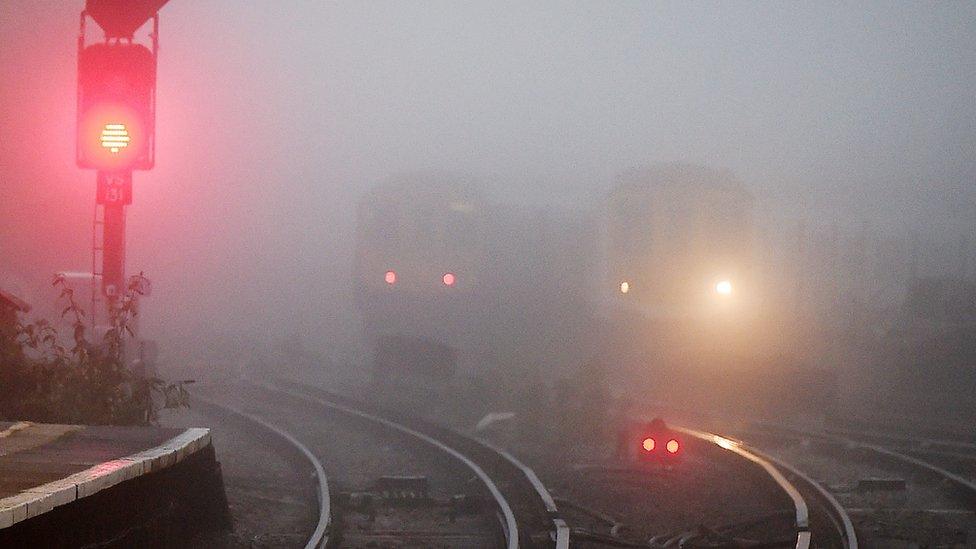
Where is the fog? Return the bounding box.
[1,2,974,401]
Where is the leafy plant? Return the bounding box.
[0,273,188,425]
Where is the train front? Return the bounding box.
[354,175,490,390]
[601,165,821,417]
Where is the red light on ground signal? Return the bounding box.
[641,437,655,452]
[385,271,397,284]
[666,439,680,454]
[442,273,456,286]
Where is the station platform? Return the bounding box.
[0,421,227,547]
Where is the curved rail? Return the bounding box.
[824,431,976,497]
[757,423,976,503]
[478,439,570,548]
[867,442,976,493]
[675,427,814,549]
[750,420,976,548]
[826,427,976,454]
[255,382,521,549]
[191,394,331,549]
[741,439,858,549]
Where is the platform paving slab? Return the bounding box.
[0,422,211,530]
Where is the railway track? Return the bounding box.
[675,427,855,549]
[268,377,569,548]
[506,416,854,548]
[257,380,836,548]
[185,377,882,548]
[825,427,976,466]
[190,393,331,549]
[193,378,567,548]
[630,403,973,546]
[741,423,976,547]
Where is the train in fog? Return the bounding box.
[354,173,595,389]
[600,165,836,416]
[355,165,832,416]
[354,174,492,381]
[604,165,754,316]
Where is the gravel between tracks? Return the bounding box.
[160,405,319,548]
[193,382,502,547]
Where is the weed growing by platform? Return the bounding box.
[0,274,188,426]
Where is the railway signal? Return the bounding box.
[639,436,681,455]
[76,0,168,325]
[665,438,680,454]
[628,418,682,464]
[77,42,155,171]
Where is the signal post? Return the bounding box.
[77,1,166,323]
[97,172,131,308]
[0,5,227,545]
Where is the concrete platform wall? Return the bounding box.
[0,429,229,548]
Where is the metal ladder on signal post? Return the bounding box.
[90,202,104,334]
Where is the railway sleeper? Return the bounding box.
[341,489,487,515]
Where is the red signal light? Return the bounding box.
[100,123,130,153]
[77,43,156,171]
[442,273,456,286]
[641,437,655,452]
[384,270,397,285]
[666,439,680,454]
[79,105,148,171]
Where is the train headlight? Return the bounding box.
[715,280,732,296]
[620,281,630,294]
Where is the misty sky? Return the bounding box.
[1,1,974,359]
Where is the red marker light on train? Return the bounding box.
[641,437,655,452]
[442,273,456,286]
[385,270,397,285]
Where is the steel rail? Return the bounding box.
[828,413,976,445]
[674,427,814,549]
[825,427,976,453]
[756,423,976,501]
[256,382,520,549]
[627,410,858,547]
[739,440,858,549]
[191,394,331,549]
[865,442,976,493]
[752,421,976,547]
[478,439,570,548]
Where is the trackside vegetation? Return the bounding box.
[0,274,187,425]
